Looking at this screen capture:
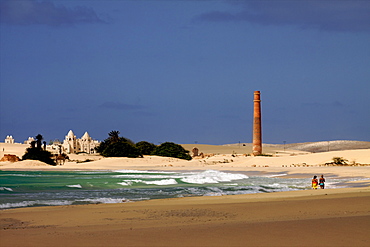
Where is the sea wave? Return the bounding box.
[263,174,288,178]
[77,198,129,204]
[112,174,181,179]
[1,170,360,210]
[180,170,248,184]
[114,170,248,186]
[0,187,13,192]
[113,170,176,174]
[143,179,178,185]
[0,200,73,209]
[117,179,143,186]
[66,184,83,189]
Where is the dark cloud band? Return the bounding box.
[0,0,105,26]
[195,1,370,32]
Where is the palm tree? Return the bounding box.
[30,141,36,149]
[35,134,43,150]
[108,130,120,143]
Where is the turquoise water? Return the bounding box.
[0,170,360,209]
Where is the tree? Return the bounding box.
[136,141,156,155]
[108,130,120,143]
[101,142,141,158]
[35,134,43,150]
[96,131,141,158]
[22,134,55,165]
[96,131,191,160]
[152,142,192,160]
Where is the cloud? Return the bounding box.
[99,102,145,111]
[0,0,106,26]
[195,0,370,32]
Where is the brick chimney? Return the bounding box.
[253,91,262,155]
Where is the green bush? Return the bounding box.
[256,153,273,157]
[95,139,109,154]
[96,137,134,154]
[136,141,156,155]
[101,142,141,158]
[22,148,56,165]
[96,131,142,158]
[152,142,192,160]
[96,131,191,160]
[332,157,348,165]
[22,134,55,165]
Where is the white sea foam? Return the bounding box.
[8,174,45,177]
[0,198,129,209]
[181,170,248,184]
[0,200,73,209]
[113,170,175,174]
[263,174,288,178]
[66,184,82,189]
[76,171,112,174]
[117,181,130,186]
[204,192,224,196]
[269,183,288,188]
[115,170,247,186]
[2,170,361,210]
[0,187,13,191]
[113,174,180,179]
[143,179,178,185]
[0,201,34,209]
[78,198,126,204]
[117,179,143,186]
[185,187,203,194]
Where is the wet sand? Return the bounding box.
[1,187,369,247]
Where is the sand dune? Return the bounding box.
[271,140,370,153]
[1,142,369,178]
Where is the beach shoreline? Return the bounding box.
[1,187,369,246]
[1,143,369,246]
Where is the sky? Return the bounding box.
[1,0,370,145]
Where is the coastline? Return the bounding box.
[1,187,369,246]
[1,143,369,246]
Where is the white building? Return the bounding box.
[4,135,15,144]
[62,130,99,154]
[24,137,35,145]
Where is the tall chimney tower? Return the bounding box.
[253,91,262,156]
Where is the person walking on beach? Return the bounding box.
[319,175,325,189]
[312,175,318,189]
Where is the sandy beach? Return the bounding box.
[1,188,369,247]
[1,143,370,246]
[1,143,370,177]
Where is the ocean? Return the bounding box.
[0,170,362,209]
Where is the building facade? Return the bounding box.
[4,135,15,144]
[62,130,99,154]
[24,137,35,145]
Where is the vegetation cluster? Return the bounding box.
[22,134,56,165]
[95,131,192,160]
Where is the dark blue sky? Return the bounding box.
[1,0,369,144]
